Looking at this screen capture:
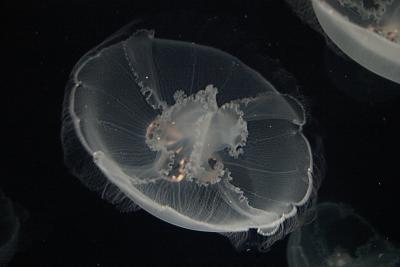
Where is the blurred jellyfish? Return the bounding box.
[61,27,319,250]
[0,189,21,266]
[287,202,400,267]
[287,0,400,84]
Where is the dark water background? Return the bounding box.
[4,0,400,266]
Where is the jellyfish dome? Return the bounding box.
[311,0,400,84]
[287,203,400,267]
[62,29,315,248]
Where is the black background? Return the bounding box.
[3,0,400,266]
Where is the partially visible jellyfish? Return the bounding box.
[312,0,400,84]
[287,0,400,84]
[0,189,21,266]
[287,202,400,267]
[62,27,319,250]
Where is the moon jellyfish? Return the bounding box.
[289,0,400,84]
[0,189,21,266]
[62,28,317,250]
[287,203,400,267]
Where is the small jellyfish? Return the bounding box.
[0,189,21,266]
[62,28,317,250]
[287,202,400,267]
[289,0,400,84]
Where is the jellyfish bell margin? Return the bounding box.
[0,189,24,265]
[61,29,322,251]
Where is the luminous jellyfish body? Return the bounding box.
[311,0,400,84]
[62,29,315,249]
[0,190,21,266]
[287,203,400,267]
